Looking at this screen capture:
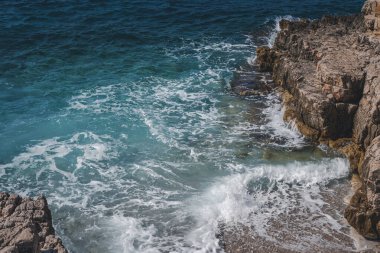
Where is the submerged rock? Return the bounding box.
[230,65,275,96]
[219,182,364,253]
[254,0,380,241]
[0,193,67,253]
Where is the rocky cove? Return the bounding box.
[255,0,380,241]
[222,0,380,251]
[1,1,380,252]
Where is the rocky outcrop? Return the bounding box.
[353,52,380,149]
[0,193,67,253]
[254,0,380,240]
[363,0,380,33]
[345,136,380,240]
[257,15,370,140]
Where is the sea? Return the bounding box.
[0,0,369,252]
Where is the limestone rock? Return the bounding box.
[256,14,369,140]
[353,54,380,149]
[345,136,380,240]
[362,0,380,33]
[256,46,279,72]
[255,0,380,240]
[0,193,67,253]
[328,138,364,174]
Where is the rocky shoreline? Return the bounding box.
[254,0,380,242]
[1,1,379,253]
[0,193,67,253]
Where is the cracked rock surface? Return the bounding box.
[0,193,67,253]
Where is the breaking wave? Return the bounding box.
[0,7,367,252]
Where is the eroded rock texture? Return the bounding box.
[257,15,371,140]
[353,53,380,149]
[345,136,380,240]
[254,0,380,241]
[0,193,67,253]
[363,0,380,33]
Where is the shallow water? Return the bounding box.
[0,1,368,252]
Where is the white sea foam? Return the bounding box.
[187,158,350,252]
[2,15,364,252]
[262,93,305,147]
[101,215,159,253]
[0,132,115,182]
[267,15,301,48]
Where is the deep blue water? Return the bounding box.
[0,1,366,252]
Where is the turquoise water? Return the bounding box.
[0,1,365,252]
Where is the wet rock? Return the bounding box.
[219,225,298,253]
[256,46,279,72]
[328,138,364,174]
[219,182,362,252]
[261,146,330,163]
[254,0,380,241]
[0,193,67,253]
[230,65,274,96]
[281,88,322,140]
[345,136,380,240]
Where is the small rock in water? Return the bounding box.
[230,65,274,96]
